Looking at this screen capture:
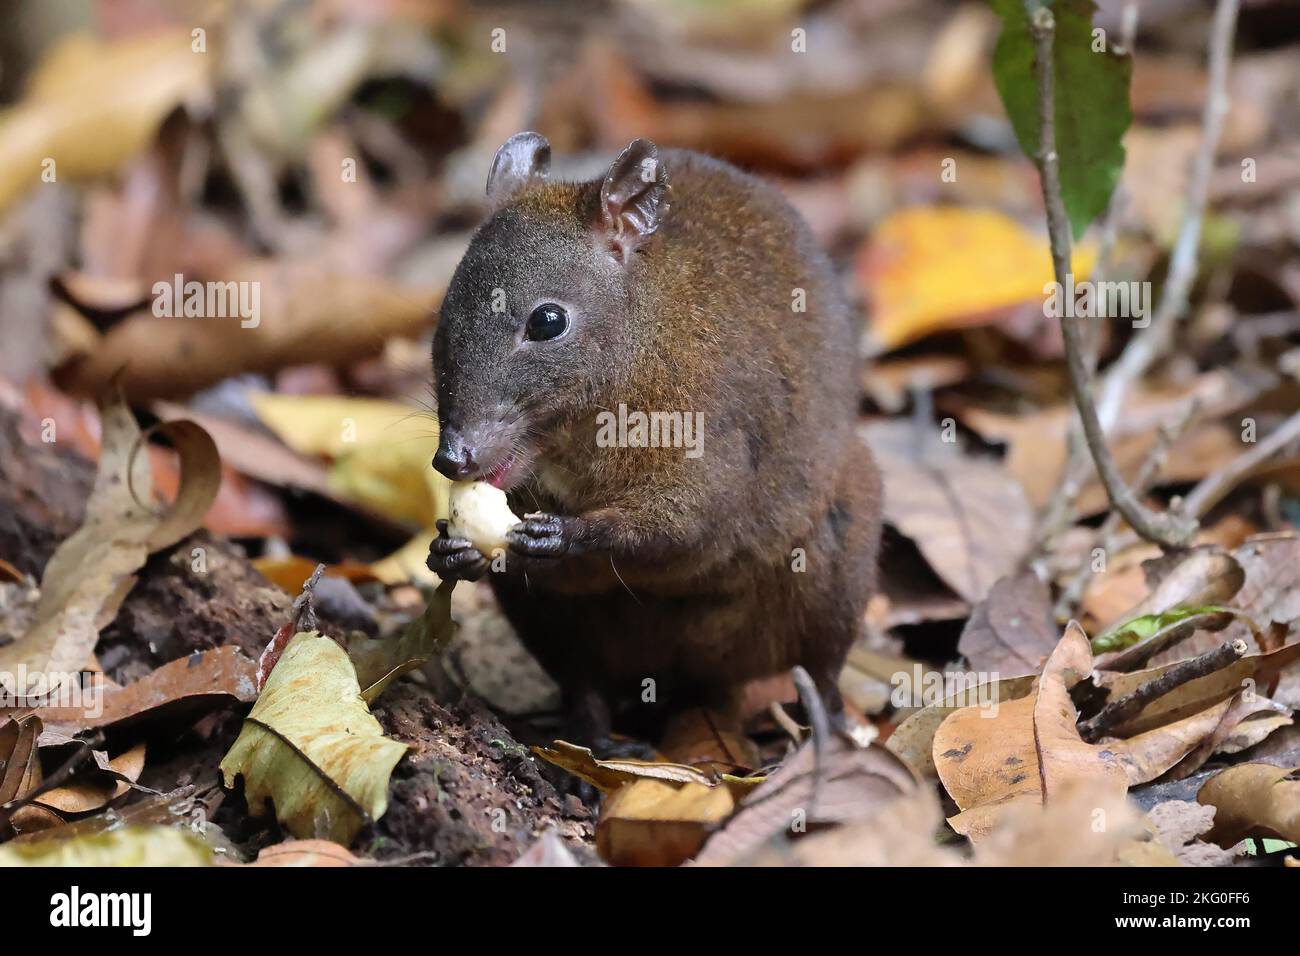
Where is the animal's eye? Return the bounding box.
[525,303,569,342]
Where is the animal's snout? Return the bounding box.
[433,428,479,480]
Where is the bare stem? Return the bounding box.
[1032,2,1139,560]
[1053,400,1199,621]
[1026,3,1197,549]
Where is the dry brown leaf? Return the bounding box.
[1216,534,1300,650]
[656,706,760,772]
[839,645,935,717]
[953,370,1258,512]
[694,737,918,864]
[26,646,258,735]
[737,785,961,867]
[861,355,972,415]
[1124,548,1245,627]
[511,830,581,868]
[152,401,335,500]
[1216,713,1294,755]
[1198,762,1300,847]
[532,740,716,793]
[864,419,1033,604]
[1142,800,1237,867]
[1079,520,1256,630]
[246,840,368,867]
[1094,641,1300,737]
[885,673,1037,779]
[32,743,146,817]
[53,261,443,402]
[973,778,1164,867]
[0,559,24,584]
[0,398,219,698]
[1088,547,1248,668]
[596,779,735,867]
[8,804,69,836]
[937,624,1273,840]
[934,694,1040,814]
[957,572,1058,675]
[1165,689,1291,780]
[0,715,42,813]
[747,774,1168,866]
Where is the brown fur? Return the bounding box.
[432,141,882,731]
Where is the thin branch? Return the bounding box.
[1180,408,1300,518]
[1032,3,1139,560]
[1054,400,1199,621]
[1076,407,1300,566]
[1025,3,1196,549]
[1079,639,1246,741]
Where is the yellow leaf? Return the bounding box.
[0,825,214,867]
[596,779,735,867]
[0,31,210,215]
[860,206,1096,351]
[249,393,448,528]
[369,528,439,586]
[220,632,407,845]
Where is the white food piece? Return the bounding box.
[447,481,520,555]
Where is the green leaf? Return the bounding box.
[220,632,408,845]
[989,0,1132,239]
[1091,606,1233,654]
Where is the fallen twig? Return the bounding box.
[1079,639,1246,741]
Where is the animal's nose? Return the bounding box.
[433,430,478,480]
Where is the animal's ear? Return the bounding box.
[599,139,670,262]
[486,132,551,206]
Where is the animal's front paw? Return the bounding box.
[427,519,489,581]
[506,512,571,559]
